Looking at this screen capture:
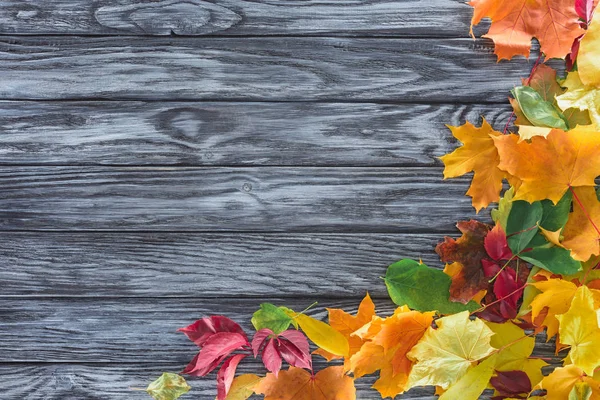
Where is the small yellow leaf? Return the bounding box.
[224,374,262,400]
[539,226,565,248]
[294,313,349,357]
[557,286,600,375]
[517,125,553,141]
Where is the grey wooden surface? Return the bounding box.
[0,1,549,399]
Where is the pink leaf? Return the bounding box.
[216,354,247,400]
[178,316,247,347]
[251,329,274,358]
[278,339,312,370]
[575,0,595,24]
[182,332,248,376]
[261,339,282,376]
[278,330,310,355]
[484,225,512,261]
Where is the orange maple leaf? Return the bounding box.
[493,126,600,204]
[440,119,509,211]
[253,366,356,400]
[469,0,584,60]
[562,187,600,261]
[313,293,376,366]
[348,308,433,398]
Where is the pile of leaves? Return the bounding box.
[143,0,600,398]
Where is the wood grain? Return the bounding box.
[0,297,556,364]
[0,37,534,102]
[0,363,440,400]
[0,232,450,297]
[0,166,484,232]
[0,101,512,166]
[0,0,489,37]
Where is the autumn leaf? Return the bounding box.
[538,365,600,400]
[438,354,497,400]
[486,321,546,387]
[557,286,600,375]
[493,125,600,204]
[384,259,478,314]
[490,370,532,399]
[578,15,600,87]
[253,366,356,400]
[315,293,375,367]
[406,311,495,390]
[252,303,296,334]
[251,329,312,376]
[562,186,600,261]
[556,71,600,129]
[178,316,246,347]
[511,86,568,130]
[435,220,491,303]
[292,313,349,357]
[225,374,262,400]
[145,373,191,400]
[348,307,434,398]
[439,119,507,211]
[217,354,247,400]
[468,0,584,60]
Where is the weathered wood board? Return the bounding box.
[0,0,488,37]
[0,101,511,166]
[0,37,534,102]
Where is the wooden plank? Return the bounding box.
[0,232,450,297]
[0,37,533,102]
[0,101,512,166]
[0,298,556,363]
[0,0,487,37]
[0,166,483,232]
[0,363,440,400]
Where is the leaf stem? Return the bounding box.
[489,253,520,283]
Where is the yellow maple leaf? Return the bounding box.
[439,119,508,211]
[254,366,355,400]
[406,311,495,390]
[438,354,497,400]
[538,365,600,400]
[557,286,600,375]
[578,16,600,88]
[225,374,262,400]
[493,126,600,204]
[468,0,584,60]
[562,187,600,261]
[486,321,546,386]
[556,71,600,129]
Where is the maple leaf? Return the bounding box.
[468,0,584,60]
[493,126,600,204]
[252,329,312,376]
[435,220,491,303]
[562,187,600,261]
[439,119,507,211]
[146,373,191,400]
[556,71,600,129]
[538,365,600,400]
[224,374,262,400]
[314,293,375,367]
[578,14,600,87]
[557,286,600,375]
[348,307,434,398]
[490,370,532,399]
[406,311,495,390]
[437,354,497,400]
[486,321,546,387]
[253,366,356,400]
